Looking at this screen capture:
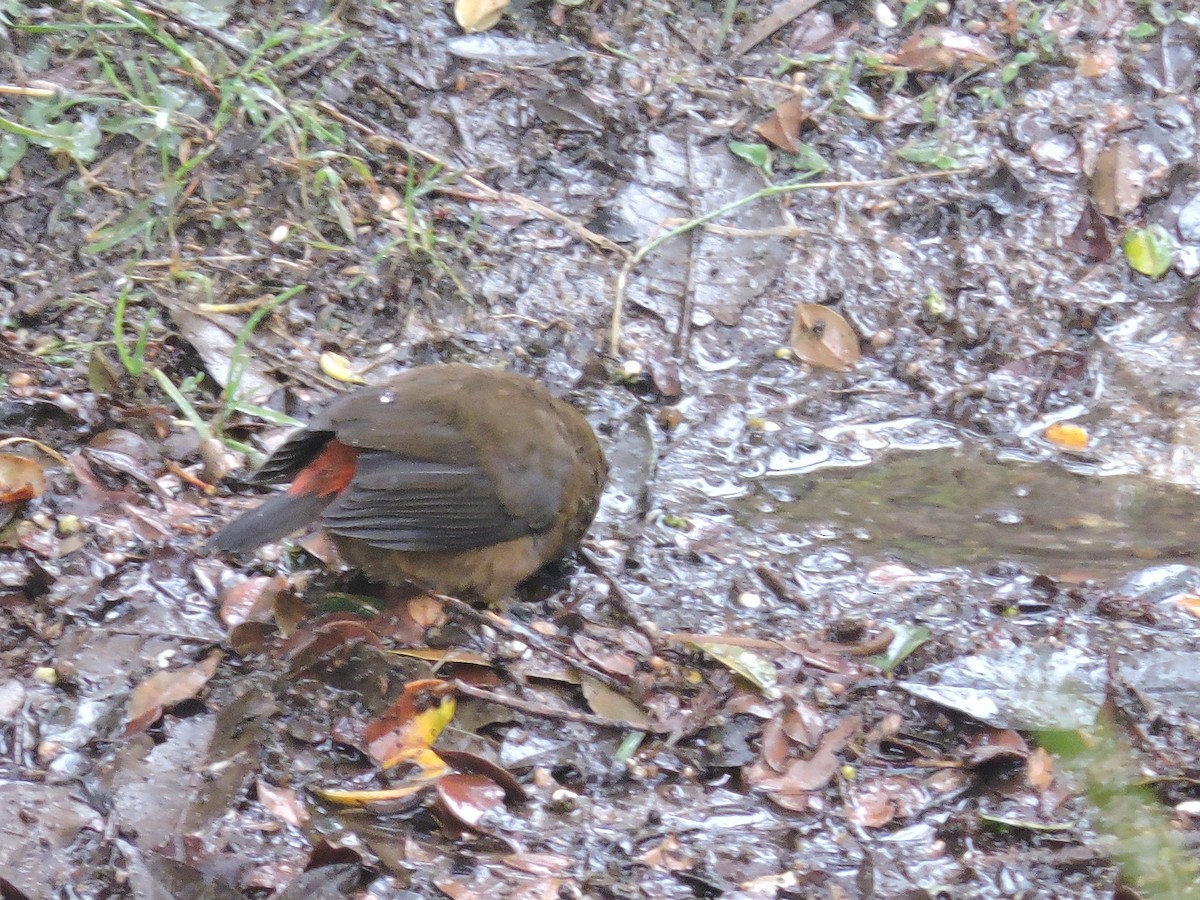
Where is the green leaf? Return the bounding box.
[728,140,771,172]
[1126,22,1157,39]
[1122,225,1174,278]
[690,641,779,697]
[872,624,933,676]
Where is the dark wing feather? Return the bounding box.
[320,450,534,552]
[249,431,334,485]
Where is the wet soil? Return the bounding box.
[2,0,1200,897]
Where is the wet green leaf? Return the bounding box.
[1122,225,1174,278]
[728,140,771,172]
[872,624,932,676]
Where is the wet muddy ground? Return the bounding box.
[2,0,1200,897]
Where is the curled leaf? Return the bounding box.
[789,304,860,371]
[126,650,222,734]
[318,351,366,384]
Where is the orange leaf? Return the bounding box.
[1044,423,1089,451]
[789,304,860,371]
[364,679,457,768]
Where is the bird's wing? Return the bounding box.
[319,449,536,552]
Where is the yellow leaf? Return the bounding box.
[1044,423,1089,452]
[318,351,366,384]
[455,0,508,32]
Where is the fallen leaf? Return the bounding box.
[1092,137,1143,218]
[752,715,862,793]
[1062,202,1113,261]
[789,304,860,371]
[256,779,310,827]
[1027,746,1054,792]
[318,352,366,384]
[1122,224,1174,278]
[581,676,653,729]
[434,773,506,837]
[455,0,508,33]
[1044,422,1090,452]
[364,679,457,768]
[754,96,809,153]
[220,576,287,628]
[0,453,47,503]
[126,650,222,734]
[1075,45,1118,77]
[690,641,779,696]
[888,26,998,72]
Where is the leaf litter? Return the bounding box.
[4,0,1200,896]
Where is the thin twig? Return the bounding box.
[129,0,249,60]
[453,679,663,733]
[608,166,983,356]
[433,592,628,694]
[578,547,663,651]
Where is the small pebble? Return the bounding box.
[737,591,763,609]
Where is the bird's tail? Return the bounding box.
[207,489,333,554]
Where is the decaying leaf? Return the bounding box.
[126,650,222,734]
[364,678,457,768]
[455,0,508,33]
[789,304,860,371]
[581,675,653,728]
[887,26,998,73]
[220,575,287,628]
[1062,202,1113,261]
[0,453,47,503]
[1092,137,1143,218]
[434,773,506,837]
[256,779,310,828]
[754,96,809,153]
[689,640,779,696]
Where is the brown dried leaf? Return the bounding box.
[789,304,860,370]
[434,773,506,837]
[220,576,287,628]
[1030,134,1080,175]
[756,715,862,793]
[0,453,47,503]
[125,650,222,734]
[754,96,809,153]
[1027,746,1054,792]
[638,834,694,871]
[580,676,652,728]
[256,778,310,827]
[965,728,1029,767]
[1075,45,1118,77]
[1062,202,1113,261]
[888,26,998,72]
[1092,137,1144,217]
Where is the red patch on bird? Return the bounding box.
[287,439,358,498]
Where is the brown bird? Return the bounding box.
[209,365,607,603]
